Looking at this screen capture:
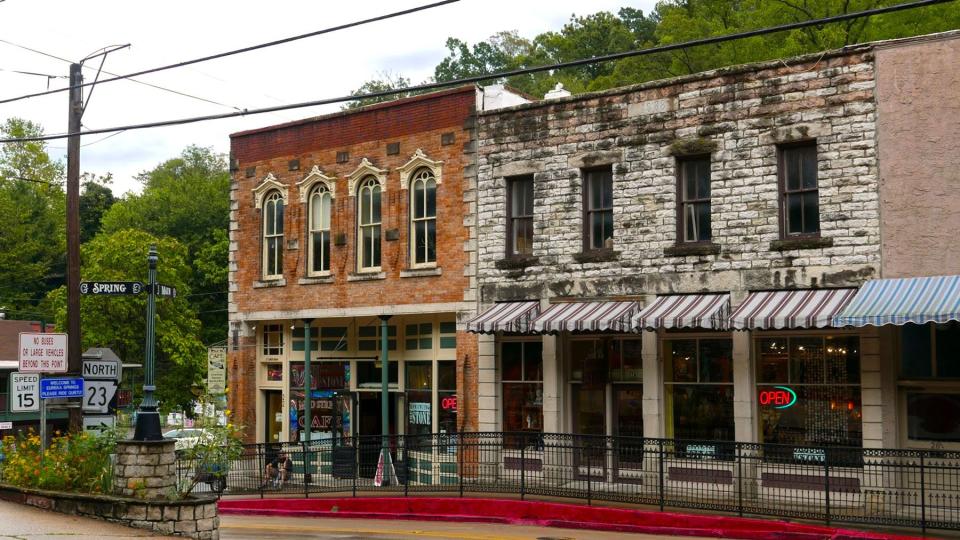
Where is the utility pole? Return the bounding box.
[66,62,83,432]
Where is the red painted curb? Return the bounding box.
[217,497,923,540]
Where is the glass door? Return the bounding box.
[572,385,606,479]
[264,390,283,443]
[613,385,644,471]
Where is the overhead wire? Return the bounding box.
[0,0,461,106]
[0,0,951,145]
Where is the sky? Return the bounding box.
[0,0,657,195]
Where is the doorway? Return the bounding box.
[357,392,399,477]
[263,390,283,443]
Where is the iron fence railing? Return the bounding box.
[175,432,960,533]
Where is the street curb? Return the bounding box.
[218,497,924,540]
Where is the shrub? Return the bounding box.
[1,428,118,494]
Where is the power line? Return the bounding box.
[0,0,460,107]
[0,38,242,112]
[0,0,951,145]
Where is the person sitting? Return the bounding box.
[262,451,293,488]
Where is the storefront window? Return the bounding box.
[356,360,398,388]
[266,363,283,382]
[319,327,348,352]
[289,362,350,443]
[664,338,734,458]
[405,323,433,351]
[757,336,861,463]
[406,362,432,442]
[262,324,283,356]
[900,322,960,446]
[438,361,457,435]
[359,324,397,352]
[502,341,543,448]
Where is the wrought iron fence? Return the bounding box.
[175,432,960,533]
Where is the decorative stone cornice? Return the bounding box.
[252,173,288,209]
[397,148,443,190]
[296,165,336,202]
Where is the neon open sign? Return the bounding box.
[758,386,797,409]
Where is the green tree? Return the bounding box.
[342,71,417,110]
[79,173,115,243]
[46,230,205,412]
[101,146,229,345]
[0,119,65,318]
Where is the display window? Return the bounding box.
[502,341,543,448]
[289,362,351,443]
[438,361,457,436]
[899,322,960,448]
[664,338,734,459]
[405,362,432,443]
[756,335,862,464]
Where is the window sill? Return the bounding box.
[664,243,721,257]
[253,278,286,288]
[573,249,620,264]
[495,255,540,270]
[400,267,442,278]
[298,275,335,285]
[347,271,386,282]
[770,236,833,251]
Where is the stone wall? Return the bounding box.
[476,47,881,303]
[113,439,177,499]
[0,484,218,539]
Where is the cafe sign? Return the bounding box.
[758,386,798,409]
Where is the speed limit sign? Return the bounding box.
[10,373,39,413]
[82,380,118,414]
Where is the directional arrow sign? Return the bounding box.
[79,281,144,295]
[149,283,177,298]
[83,380,119,413]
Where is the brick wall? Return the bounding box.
[476,49,881,303]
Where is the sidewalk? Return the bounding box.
[0,499,172,539]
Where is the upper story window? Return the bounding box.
[506,175,533,256]
[309,185,332,275]
[779,143,819,237]
[262,324,284,356]
[357,176,382,270]
[583,167,613,250]
[262,191,284,279]
[678,157,711,243]
[410,168,437,266]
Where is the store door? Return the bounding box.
[264,390,283,444]
[571,385,606,480]
[357,392,398,477]
[613,385,644,471]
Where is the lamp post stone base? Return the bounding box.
[113,439,177,499]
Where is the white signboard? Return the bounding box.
[82,380,119,413]
[207,346,227,394]
[0,421,12,430]
[82,360,121,380]
[10,372,40,413]
[18,333,68,373]
[82,415,116,433]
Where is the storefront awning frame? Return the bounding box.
[465,301,541,334]
[832,275,960,327]
[730,288,857,330]
[631,293,731,331]
[530,301,641,334]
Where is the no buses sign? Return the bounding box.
[18,332,68,373]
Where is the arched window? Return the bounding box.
[309,185,332,274]
[357,176,381,270]
[263,190,284,278]
[410,168,437,266]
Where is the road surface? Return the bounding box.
[0,499,170,539]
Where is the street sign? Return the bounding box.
[9,373,40,412]
[82,359,122,380]
[82,380,119,413]
[149,283,177,297]
[18,333,68,373]
[39,377,84,399]
[79,281,144,295]
[0,421,12,430]
[207,346,227,394]
[82,415,115,433]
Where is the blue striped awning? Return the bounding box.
[832,275,960,327]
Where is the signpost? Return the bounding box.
[9,373,40,413]
[18,333,68,373]
[207,346,227,394]
[79,281,143,295]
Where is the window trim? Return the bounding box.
[777,141,820,239]
[581,167,614,252]
[307,185,333,277]
[356,176,382,272]
[505,175,534,257]
[409,167,438,269]
[262,190,285,280]
[676,155,712,244]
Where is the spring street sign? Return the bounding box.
[79,281,144,295]
[18,333,68,373]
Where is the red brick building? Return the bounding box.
[226,85,526,447]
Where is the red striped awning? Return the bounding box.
[531,301,641,334]
[730,288,857,330]
[465,301,541,334]
[632,294,730,330]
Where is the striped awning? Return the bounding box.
[465,301,541,334]
[832,275,960,327]
[730,288,857,330]
[531,301,641,334]
[632,294,731,330]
